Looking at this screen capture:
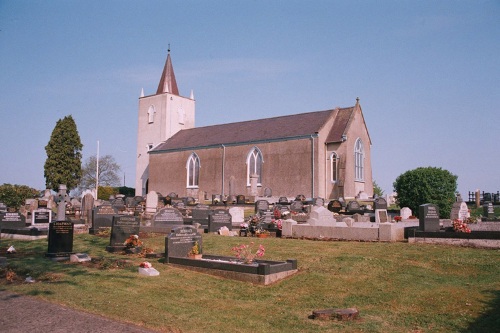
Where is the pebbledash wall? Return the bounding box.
[148,104,373,200]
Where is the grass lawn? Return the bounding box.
[1,233,499,333]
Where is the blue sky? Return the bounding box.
[0,0,498,197]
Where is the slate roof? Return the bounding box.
[325,107,355,143]
[152,109,338,153]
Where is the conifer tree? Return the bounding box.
[44,115,83,191]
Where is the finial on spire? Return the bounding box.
[168,43,170,53]
[356,97,360,105]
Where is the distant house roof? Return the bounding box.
[151,109,337,153]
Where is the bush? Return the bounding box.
[393,167,457,218]
[0,183,40,209]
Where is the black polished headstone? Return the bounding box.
[47,221,74,257]
[208,209,232,232]
[0,212,26,229]
[108,216,141,248]
[90,204,118,233]
[327,200,343,213]
[192,204,210,226]
[236,195,246,204]
[165,226,202,263]
[33,209,51,224]
[419,203,440,232]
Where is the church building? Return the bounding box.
[135,51,373,201]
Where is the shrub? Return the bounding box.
[0,183,40,209]
[393,167,457,218]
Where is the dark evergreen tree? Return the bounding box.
[44,115,83,191]
[393,167,457,218]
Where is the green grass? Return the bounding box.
[1,234,499,333]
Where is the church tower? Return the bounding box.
[135,49,195,195]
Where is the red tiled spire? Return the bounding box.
[156,47,179,95]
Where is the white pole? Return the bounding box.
[96,140,99,199]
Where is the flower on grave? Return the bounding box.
[189,241,200,255]
[124,234,143,248]
[231,242,265,264]
[240,223,249,229]
[139,261,152,268]
[273,207,282,219]
[394,216,402,222]
[249,215,260,225]
[272,219,283,230]
[452,219,471,233]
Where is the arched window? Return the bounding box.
[147,105,156,123]
[354,138,364,181]
[330,152,339,183]
[246,147,263,186]
[186,153,200,188]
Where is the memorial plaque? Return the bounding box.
[419,203,440,232]
[313,197,325,207]
[0,212,26,229]
[90,204,118,232]
[165,226,202,262]
[32,209,51,225]
[208,209,232,232]
[109,216,141,247]
[153,207,184,227]
[47,221,74,255]
[376,209,389,223]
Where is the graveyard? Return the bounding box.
[0,191,499,332]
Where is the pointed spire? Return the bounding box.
[156,47,179,95]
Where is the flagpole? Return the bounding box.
[96,140,99,199]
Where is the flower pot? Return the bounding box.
[188,254,202,259]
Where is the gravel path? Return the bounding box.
[0,290,161,333]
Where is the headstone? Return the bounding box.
[81,193,95,221]
[375,209,389,223]
[146,191,159,213]
[451,201,469,220]
[236,195,246,204]
[208,209,232,232]
[255,200,269,214]
[263,187,272,197]
[308,206,336,226]
[46,221,74,258]
[0,212,26,229]
[229,206,244,224]
[111,197,126,211]
[106,216,141,252]
[278,197,289,205]
[346,201,362,213]
[327,200,343,213]
[212,194,222,205]
[260,210,274,224]
[192,204,210,227]
[400,207,412,220]
[295,194,306,201]
[90,204,118,233]
[290,200,303,212]
[374,197,387,210]
[165,226,202,263]
[55,184,70,221]
[153,207,184,227]
[313,197,324,207]
[32,209,52,226]
[0,202,7,213]
[226,195,237,205]
[483,202,494,219]
[419,204,440,232]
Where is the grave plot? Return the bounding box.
[165,226,298,285]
